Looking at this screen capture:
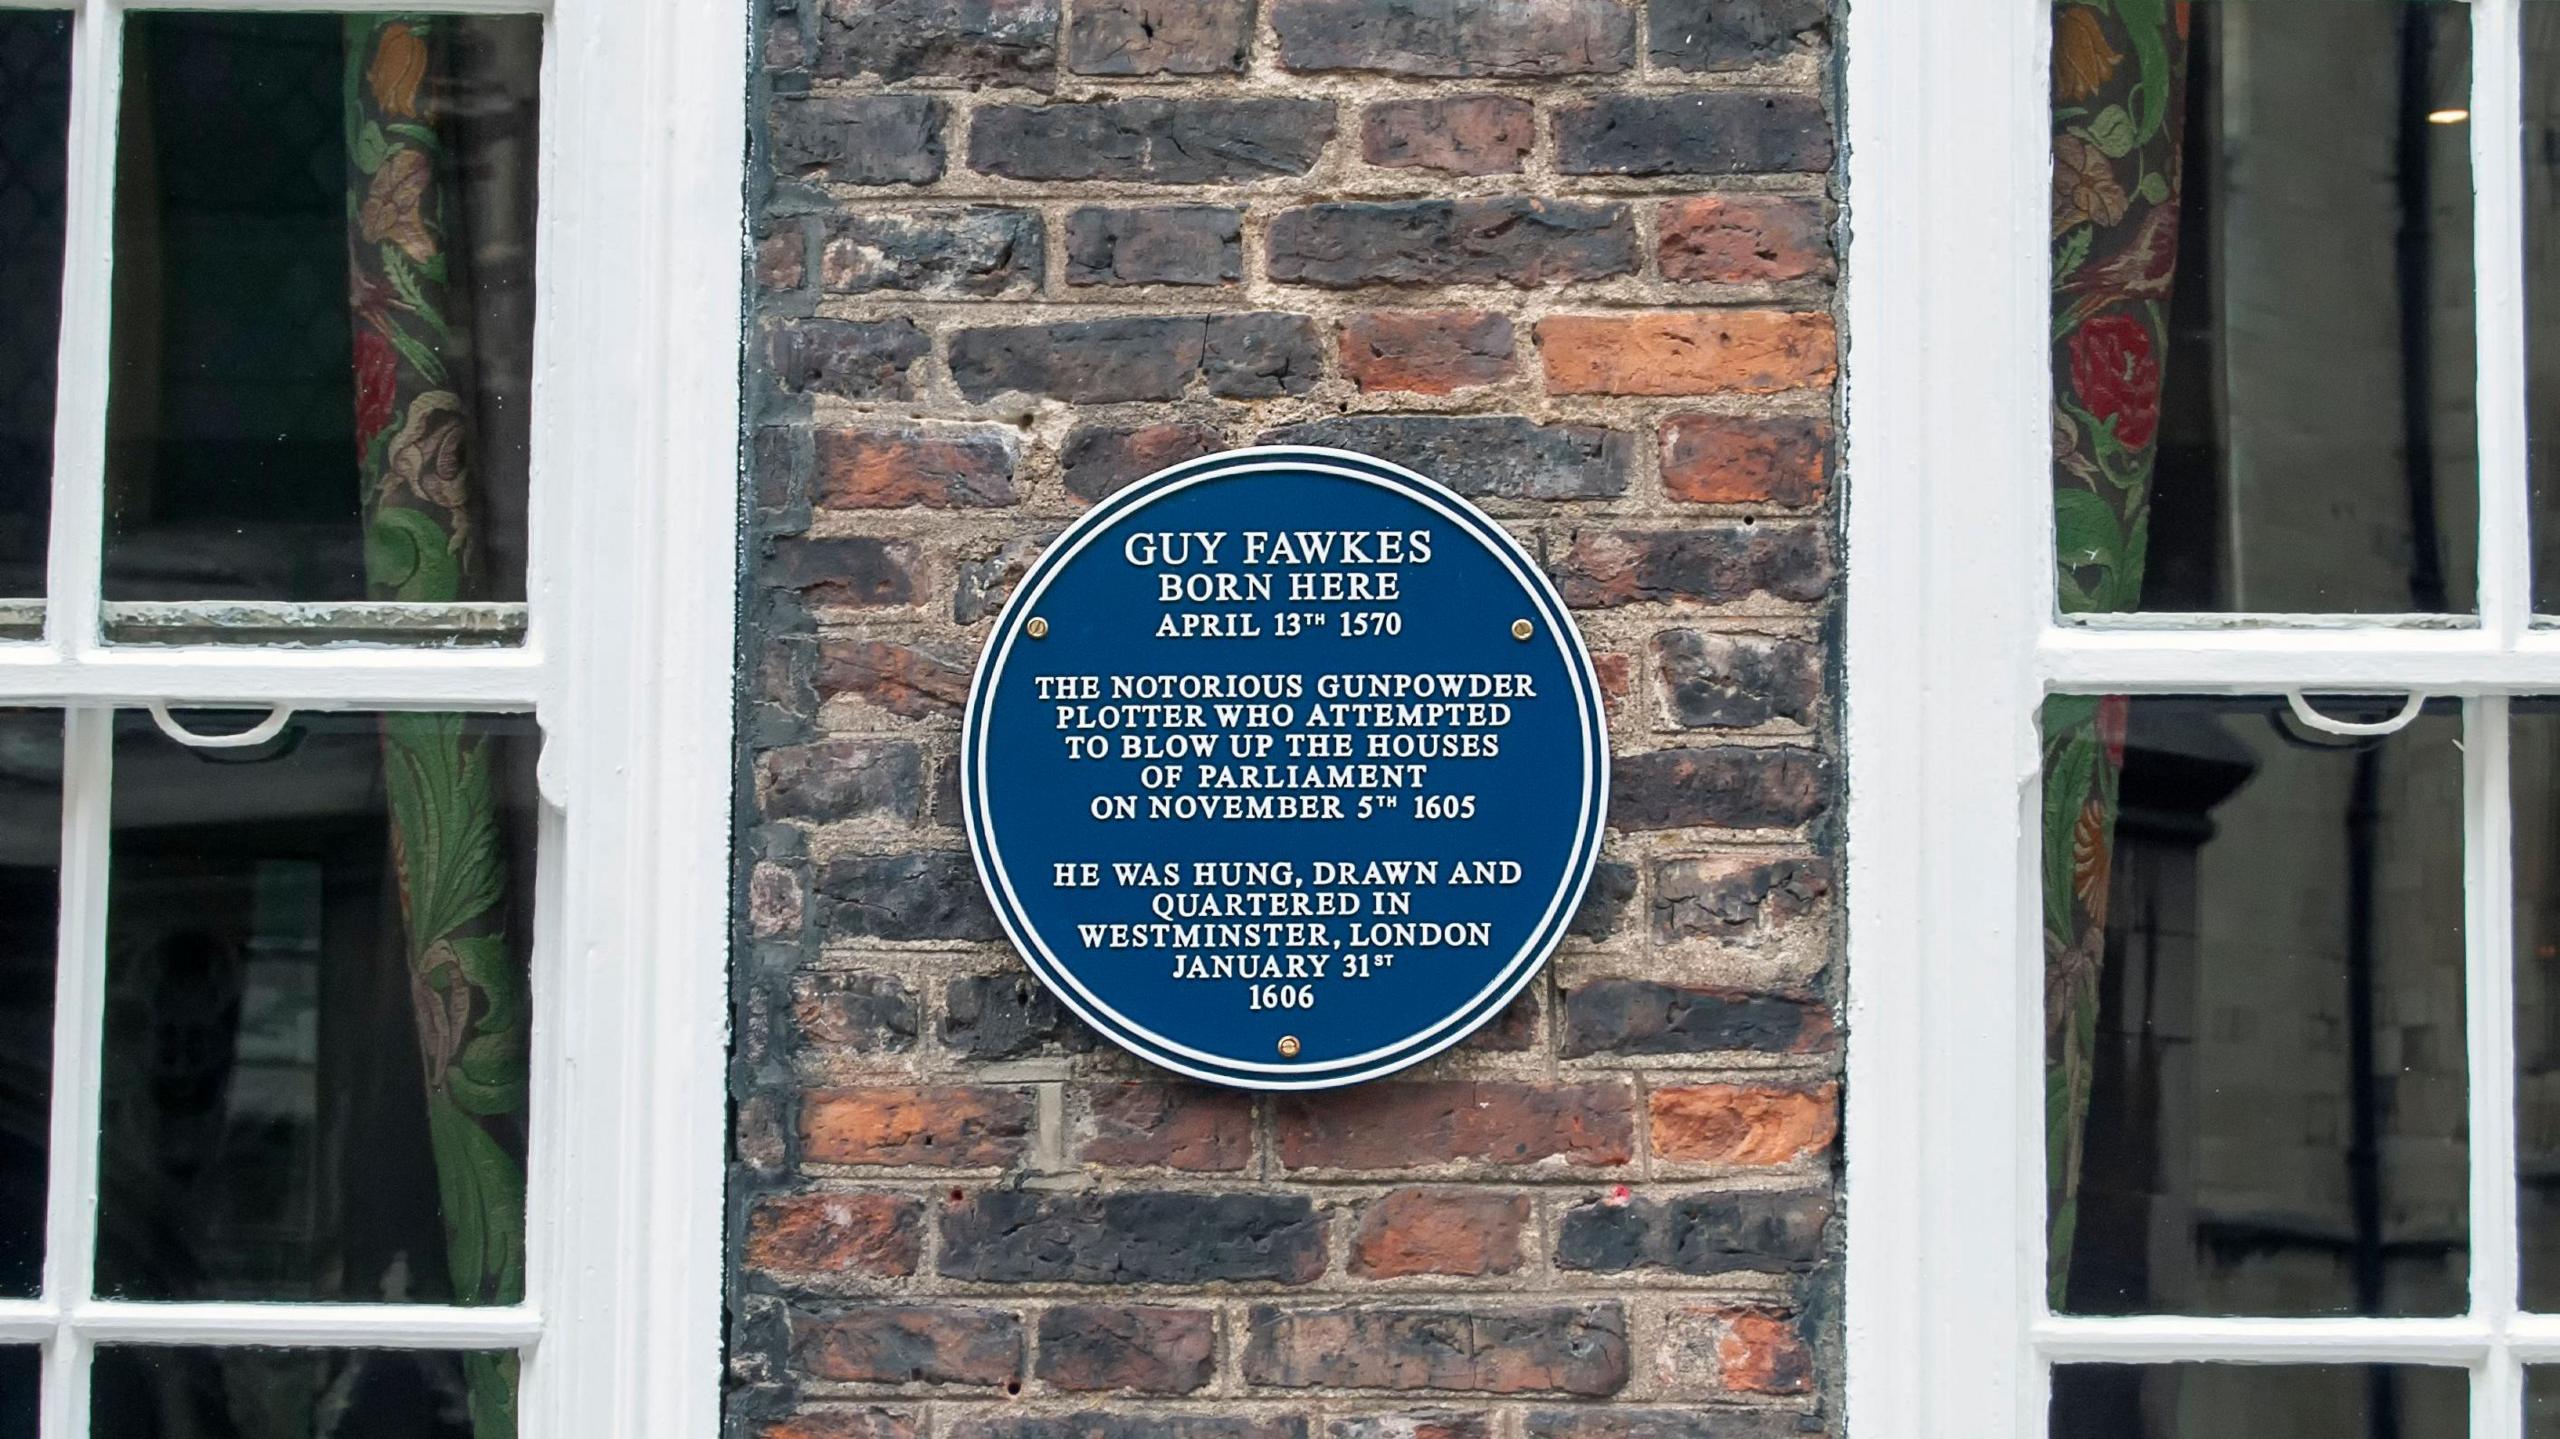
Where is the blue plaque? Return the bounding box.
[961,447,1609,1088]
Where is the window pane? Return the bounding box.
[2530,10,2560,613]
[2043,696,2467,1317]
[0,12,71,605]
[2510,702,2560,1307]
[95,710,535,1304]
[101,15,539,612]
[2052,1364,2465,1439]
[2053,1,2478,614]
[91,1347,510,1439]
[2531,1367,2560,1439]
[0,711,59,1299]
[0,1348,30,1439]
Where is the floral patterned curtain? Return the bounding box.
[2044,0,2188,1306]
[344,17,524,1437]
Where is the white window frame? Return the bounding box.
[0,0,742,1433]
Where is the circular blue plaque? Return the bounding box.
[961,447,1609,1089]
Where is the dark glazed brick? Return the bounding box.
[1273,0,1636,76]
[1608,748,1832,832]
[817,852,1001,941]
[1566,859,1639,939]
[1241,1302,1629,1395]
[1522,1413,1813,1439]
[1267,198,1636,289]
[1554,1192,1829,1276]
[757,738,926,822]
[1647,0,1828,71]
[813,0,1058,86]
[817,638,973,715]
[1556,93,1833,176]
[1328,1417,1492,1439]
[1263,417,1629,501]
[1653,630,1822,728]
[768,536,920,609]
[1275,1081,1635,1170]
[951,1418,1306,1439]
[1035,1305,1218,1393]
[1653,855,1832,943]
[792,973,921,1053]
[789,1303,1022,1386]
[815,426,1018,510]
[771,95,947,185]
[942,972,1095,1058]
[1550,526,1831,608]
[952,318,1204,402]
[1362,96,1536,175]
[1068,0,1252,74]
[1203,314,1325,398]
[969,99,1335,183]
[1066,206,1243,287]
[939,1190,1327,1285]
[823,208,1042,296]
[1062,423,1228,503]
[769,318,928,401]
[1560,981,1835,1058]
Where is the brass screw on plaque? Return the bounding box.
[1511,618,1534,641]
[1026,617,1050,639]
[1277,1036,1302,1058]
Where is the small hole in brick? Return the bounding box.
[949,1187,965,1203]
[1004,1379,1022,1397]
[910,1367,925,1382]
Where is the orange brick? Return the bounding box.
[800,1085,1032,1167]
[1648,1083,1837,1165]
[1660,413,1831,508]
[1538,312,1835,396]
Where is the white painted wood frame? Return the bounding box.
[0,0,744,1433]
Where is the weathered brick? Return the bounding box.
[1653,855,1832,944]
[1261,417,1629,501]
[1655,1304,1814,1396]
[812,0,1057,85]
[952,316,1320,402]
[1362,96,1535,175]
[1554,1191,1828,1276]
[1650,1084,1837,1165]
[954,532,1055,626]
[1550,526,1831,608]
[1648,0,1828,71]
[969,99,1336,183]
[801,1085,1033,1167]
[816,638,973,716]
[771,95,947,185]
[942,972,1094,1058]
[758,739,926,823]
[1204,314,1328,398]
[1035,1305,1217,1393]
[816,852,1001,940]
[1539,312,1834,396]
[1339,311,1516,394]
[1608,748,1831,832]
[760,224,809,291]
[793,973,921,1054]
[953,1418,1303,1439]
[1076,1082,1256,1171]
[752,862,807,939]
[744,1191,924,1277]
[1522,1412,1809,1439]
[1067,206,1242,287]
[1659,195,1831,284]
[1327,1417,1492,1439]
[769,536,920,609]
[1350,1188,1530,1278]
[1268,198,1635,289]
[1273,0,1636,76]
[1556,93,1832,176]
[1560,980,1833,1059]
[1659,413,1830,508]
[940,1190,1327,1285]
[1654,630,1821,728]
[815,426,1020,509]
[1275,1081,1636,1170]
[758,1407,919,1439]
[1567,859,1640,940]
[791,1303,1023,1386]
[1242,1303,1628,1396]
[770,318,929,400]
[1062,422,1228,503]
[823,208,1043,296]
[1067,0,1251,74]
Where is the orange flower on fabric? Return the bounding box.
[2054,8,2122,104]
[2070,797,2114,927]
[360,147,439,264]
[385,391,473,514]
[2052,135,2128,236]
[369,22,429,120]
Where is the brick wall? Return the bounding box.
[729,2,1844,1436]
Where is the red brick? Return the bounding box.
[816,638,972,716]
[801,1086,1033,1167]
[1276,1081,1636,1170]
[759,224,808,290]
[1538,312,1835,396]
[1076,1082,1256,1171]
[1660,413,1830,508]
[1718,1307,1814,1393]
[1350,1188,1530,1278]
[791,1303,1022,1386]
[1657,195,1831,284]
[758,1407,918,1439]
[1339,311,1517,395]
[1648,1083,1837,1165]
[743,1190,923,1276]
[1362,95,1536,174]
[815,425,1019,509]
[1035,1305,1217,1393]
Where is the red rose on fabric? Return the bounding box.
[355,328,399,447]
[2068,313,2161,452]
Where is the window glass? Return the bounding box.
[2051,1364,2466,1439]
[0,711,59,1299]
[2528,8,2560,613]
[2511,701,2560,1306]
[2043,696,2468,1317]
[0,12,71,606]
[0,1347,30,1439]
[95,710,535,1305]
[100,15,539,611]
[2531,1367,2560,1439]
[2053,1,2478,615]
[89,1347,506,1439]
